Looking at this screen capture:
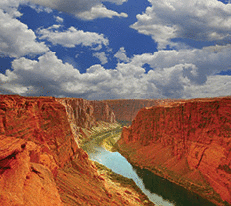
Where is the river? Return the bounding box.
[82,131,216,206]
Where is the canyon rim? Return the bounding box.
[0,94,230,205]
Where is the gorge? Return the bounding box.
[0,94,230,205]
[117,97,231,206]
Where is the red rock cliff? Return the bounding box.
[56,98,116,144]
[0,95,152,206]
[0,95,78,168]
[101,99,160,122]
[118,97,231,205]
[57,98,116,128]
[90,100,116,123]
[0,95,78,205]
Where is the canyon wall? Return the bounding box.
[56,98,116,144]
[0,95,76,205]
[0,95,152,206]
[101,99,160,122]
[118,97,231,205]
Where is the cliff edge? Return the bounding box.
[0,95,153,206]
[101,99,160,122]
[118,97,231,205]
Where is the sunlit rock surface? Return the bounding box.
[0,95,153,206]
[57,98,117,145]
[118,97,231,205]
[101,99,161,122]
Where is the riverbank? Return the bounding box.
[81,123,155,205]
[116,141,226,206]
[94,161,154,206]
[80,121,121,146]
[82,123,220,206]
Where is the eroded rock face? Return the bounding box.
[0,95,152,206]
[0,136,63,206]
[0,95,78,168]
[57,98,116,144]
[118,97,231,205]
[101,99,172,122]
[0,95,79,205]
[90,100,116,123]
[57,98,116,128]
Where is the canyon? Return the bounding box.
[0,95,153,206]
[100,99,160,122]
[0,94,230,205]
[117,97,231,206]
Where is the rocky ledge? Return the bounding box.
[118,97,231,206]
[0,95,153,206]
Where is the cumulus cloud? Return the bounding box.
[114,47,130,62]
[93,52,108,64]
[131,0,231,49]
[0,0,230,99]
[1,46,231,99]
[0,0,25,17]
[183,75,231,99]
[37,26,109,49]
[26,0,128,20]
[76,4,128,20]
[29,3,52,13]
[54,16,64,23]
[0,9,48,58]
[102,0,127,5]
[0,52,81,96]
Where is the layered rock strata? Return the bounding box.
[118,97,231,205]
[0,95,153,206]
[56,98,116,145]
[102,99,176,122]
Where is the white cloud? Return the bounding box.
[130,44,231,76]
[0,52,81,95]
[0,0,25,17]
[102,0,127,5]
[114,47,130,62]
[38,26,109,49]
[93,52,108,64]
[1,46,230,99]
[26,0,128,20]
[0,0,230,99]
[0,9,48,58]
[131,0,231,49]
[76,4,128,20]
[183,75,231,99]
[29,3,52,13]
[54,16,64,23]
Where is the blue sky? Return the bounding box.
[0,0,231,99]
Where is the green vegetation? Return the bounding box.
[101,127,122,151]
[94,161,135,187]
[117,120,132,126]
[80,121,121,145]
[94,161,154,205]
[81,123,123,153]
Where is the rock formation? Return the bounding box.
[56,98,116,145]
[118,97,231,205]
[0,95,153,206]
[101,99,160,122]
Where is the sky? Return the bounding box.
[0,0,231,100]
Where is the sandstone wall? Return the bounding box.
[56,98,116,144]
[0,95,78,205]
[0,95,151,206]
[0,95,78,168]
[101,99,160,122]
[118,97,231,205]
